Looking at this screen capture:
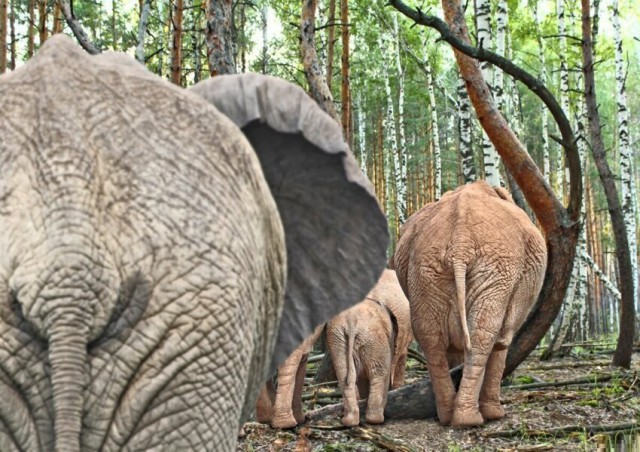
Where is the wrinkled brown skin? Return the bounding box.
[326,270,412,427]
[255,325,323,428]
[392,181,547,427]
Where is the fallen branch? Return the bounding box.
[483,421,638,438]
[347,426,418,452]
[503,374,613,390]
[522,360,612,371]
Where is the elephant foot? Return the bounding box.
[341,410,360,427]
[480,402,505,421]
[451,409,484,428]
[293,410,306,425]
[365,408,385,425]
[436,404,454,426]
[270,414,298,429]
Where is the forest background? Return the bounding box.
[0,0,639,356]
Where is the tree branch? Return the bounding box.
[58,0,101,54]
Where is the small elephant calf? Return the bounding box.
[326,269,412,426]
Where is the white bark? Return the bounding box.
[357,92,367,174]
[494,0,507,113]
[393,15,407,223]
[379,33,400,224]
[583,253,622,301]
[556,0,568,202]
[261,6,268,74]
[458,75,475,183]
[475,0,500,187]
[612,0,639,313]
[135,0,151,63]
[535,1,550,182]
[424,50,442,199]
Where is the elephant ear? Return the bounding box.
[189,74,389,373]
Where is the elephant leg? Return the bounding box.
[330,339,360,427]
[365,373,389,424]
[271,351,305,428]
[391,352,408,389]
[291,353,310,424]
[479,347,507,421]
[417,334,456,425]
[255,380,275,424]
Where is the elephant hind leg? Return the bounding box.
[255,381,275,423]
[479,347,507,421]
[329,333,360,427]
[291,353,310,424]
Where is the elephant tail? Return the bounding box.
[453,260,472,353]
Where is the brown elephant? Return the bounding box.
[326,269,412,427]
[254,325,323,428]
[392,181,547,427]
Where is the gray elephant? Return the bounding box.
[325,269,412,427]
[0,36,388,451]
[392,181,547,427]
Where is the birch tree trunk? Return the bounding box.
[424,52,442,199]
[261,6,268,74]
[458,74,476,183]
[612,0,639,315]
[136,0,151,64]
[393,14,407,220]
[493,0,507,113]
[205,0,235,75]
[581,0,635,368]
[556,0,568,202]
[301,0,340,122]
[535,1,551,183]
[171,0,183,85]
[0,0,6,74]
[475,0,500,187]
[326,0,336,90]
[357,93,367,174]
[8,0,14,70]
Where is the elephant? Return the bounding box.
[392,181,547,427]
[254,325,323,429]
[0,35,389,451]
[325,269,412,427]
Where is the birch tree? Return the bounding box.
[424,49,442,199]
[393,14,407,220]
[475,0,500,187]
[136,0,152,63]
[556,0,569,202]
[458,75,476,183]
[612,0,638,314]
[535,1,551,182]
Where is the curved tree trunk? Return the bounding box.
[59,0,101,54]
[580,0,635,368]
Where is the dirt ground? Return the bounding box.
[237,350,640,451]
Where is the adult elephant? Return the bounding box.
[0,36,388,451]
[392,181,546,427]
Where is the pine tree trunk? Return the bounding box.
[340,0,350,146]
[0,0,6,74]
[38,0,46,45]
[171,0,183,85]
[27,0,35,57]
[52,1,63,34]
[111,0,118,49]
[580,0,635,369]
[136,0,152,63]
[612,0,638,317]
[301,0,340,122]
[205,0,235,76]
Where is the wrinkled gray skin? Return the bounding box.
[392,181,547,427]
[325,270,412,427]
[0,36,388,451]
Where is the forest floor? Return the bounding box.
[237,348,640,451]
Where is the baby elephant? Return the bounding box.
[255,326,323,428]
[326,269,412,427]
